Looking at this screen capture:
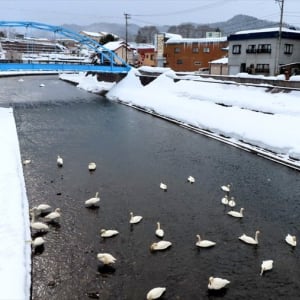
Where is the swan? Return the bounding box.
[187,176,195,183]
[30,209,49,232]
[30,237,45,249]
[221,195,229,205]
[208,276,230,290]
[260,260,273,276]
[221,184,231,193]
[18,78,24,82]
[97,253,116,265]
[146,287,166,300]
[239,230,260,245]
[150,240,172,251]
[160,182,167,191]
[31,204,52,216]
[285,234,297,247]
[39,83,45,87]
[196,234,216,248]
[57,155,63,167]
[23,159,31,165]
[155,222,164,238]
[44,208,61,222]
[228,197,236,207]
[100,229,119,238]
[227,207,244,218]
[88,162,96,171]
[129,212,143,224]
[85,192,100,207]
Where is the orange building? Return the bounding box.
[164,37,228,72]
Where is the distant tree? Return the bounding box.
[135,26,159,43]
[99,33,118,45]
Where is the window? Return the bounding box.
[284,44,293,54]
[174,47,180,53]
[257,44,271,53]
[192,47,199,53]
[246,44,256,53]
[177,59,183,64]
[232,44,241,54]
[255,64,270,73]
[203,47,210,53]
[194,61,202,65]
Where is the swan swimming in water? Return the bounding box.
[30,209,49,232]
[196,234,216,248]
[239,230,260,245]
[221,195,229,205]
[85,192,100,207]
[30,237,45,249]
[285,234,297,247]
[155,222,164,238]
[260,260,273,276]
[44,208,61,223]
[100,229,119,238]
[227,207,244,218]
[208,276,230,290]
[221,184,231,193]
[23,159,31,165]
[129,212,143,224]
[160,182,167,191]
[228,197,236,207]
[97,253,116,265]
[150,240,172,251]
[146,287,166,300]
[57,155,63,167]
[187,176,195,183]
[88,162,96,171]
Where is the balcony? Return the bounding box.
[257,49,271,54]
[246,49,256,53]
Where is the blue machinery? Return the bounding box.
[0,21,131,73]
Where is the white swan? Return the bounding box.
[155,222,164,238]
[31,237,45,249]
[39,83,45,87]
[221,184,231,193]
[85,192,100,207]
[129,212,143,224]
[31,204,52,216]
[146,287,166,300]
[221,195,229,205]
[239,230,260,245]
[18,78,24,82]
[227,207,244,218]
[260,260,273,276]
[44,208,61,222]
[23,159,31,165]
[228,197,236,207]
[208,276,230,290]
[187,176,195,183]
[88,162,96,171]
[57,155,63,167]
[150,240,172,251]
[160,182,167,191]
[30,209,49,232]
[196,234,216,248]
[97,253,116,265]
[100,229,119,238]
[285,234,297,247]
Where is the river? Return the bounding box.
[1,75,300,299]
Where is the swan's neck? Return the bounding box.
[95,192,99,198]
[157,222,161,230]
[197,235,201,242]
[255,232,259,242]
[31,211,36,223]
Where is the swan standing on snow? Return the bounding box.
[85,192,100,207]
[228,197,236,207]
[187,176,195,183]
[88,162,96,171]
[150,240,172,251]
[221,195,229,205]
[44,208,61,223]
[208,276,230,290]
[196,234,216,248]
[260,260,273,276]
[285,234,297,247]
[227,207,244,218]
[146,287,166,300]
[160,182,167,191]
[100,229,119,238]
[155,222,164,238]
[97,253,116,265]
[129,212,143,224]
[239,230,260,245]
[57,155,63,167]
[30,209,49,232]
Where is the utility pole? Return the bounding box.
[124,13,130,64]
[274,0,284,75]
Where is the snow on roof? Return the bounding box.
[163,32,183,40]
[80,31,104,38]
[166,36,227,44]
[103,41,127,51]
[210,57,228,64]
[234,27,300,35]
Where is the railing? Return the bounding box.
[256,49,272,54]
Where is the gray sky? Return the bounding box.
[0,0,299,27]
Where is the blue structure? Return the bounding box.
[0,21,131,73]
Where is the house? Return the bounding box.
[130,43,156,66]
[209,57,228,75]
[227,27,300,76]
[163,36,228,72]
[103,40,136,65]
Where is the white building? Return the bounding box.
[227,27,300,76]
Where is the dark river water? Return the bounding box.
[1,75,300,300]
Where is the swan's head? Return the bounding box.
[196,234,201,241]
[208,276,214,284]
[231,196,235,200]
[256,230,260,235]
[100,229,106,233]
[240,208,245,212]
[150,243,158,251]
[55,208,61,213]
[130,212,133,217]
[292,235,297,241]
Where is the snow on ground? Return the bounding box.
[0,107,31,300]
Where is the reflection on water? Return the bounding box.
[3,76,300,299]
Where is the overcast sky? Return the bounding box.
[0,0,299,27]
